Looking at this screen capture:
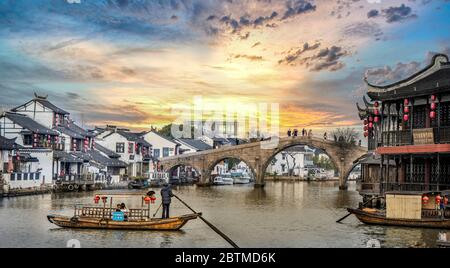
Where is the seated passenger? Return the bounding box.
[120,203,129,221]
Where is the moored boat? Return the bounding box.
[348,191,450,229]
[213,173,234,185]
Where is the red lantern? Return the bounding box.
[403,106,409,114]
[403,114,409,121]
[101,196,108,204]
[94,195,100,204]
[430,111,436,119]
[364,126,368,131]
[374,116,379,123]
[431,102,436,110]
[369,116,373,122]
[374,101,379,108]
[364,132,369,138]
[422,195,429,205]
[144,196,151,205]
[404,99,409,106]
[368,122,374,129]
[374,109,379,115]
[150,196,156,204]
[431,95,437,102]
[364,119,368,125]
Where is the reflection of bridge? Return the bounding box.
[160,136,368,189]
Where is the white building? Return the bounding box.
[94,126,152,178]
[267,146,315,178]
[0,94,128,190]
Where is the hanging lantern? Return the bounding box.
[422,195,429,205]
[364,132,369,138]
[144,196,151,205]
[150,196,156,204]
[364,119,368,125]
[431,102,436,110]
[404,99,409,106]
[403,114,409,121]
[368,122,374,129]
[101,196,108,204]
[404,106,409,114]
[364,126,368,131]
[374,109,379,115]
[431,95,437,102]
[94,195,100,204]
[430,111,436,119]
[374,101,379,108]
[374,116,379,123]
[369,116,374,122]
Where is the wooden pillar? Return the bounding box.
[425,158,430,191]
[410,99,414,144]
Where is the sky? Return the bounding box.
[0,0,450,135]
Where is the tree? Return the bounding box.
[331,128,359,147]
[313,155,335,171]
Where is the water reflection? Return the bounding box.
[0,181,443,248]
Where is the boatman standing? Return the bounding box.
[161,183,174,219]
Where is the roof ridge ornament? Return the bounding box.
[34,92,48,100]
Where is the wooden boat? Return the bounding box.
[47,192,200,231]
[348,207,450,229]
[47,213,200,231]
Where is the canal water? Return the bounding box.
[0,181,442,248]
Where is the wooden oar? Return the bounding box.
[153,203,162,218]
[173,195,239,248]
[336,196,383,223]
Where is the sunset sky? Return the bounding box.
[1,0,450,135]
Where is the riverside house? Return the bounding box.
[0,94,127,192]
[94,126,152,179]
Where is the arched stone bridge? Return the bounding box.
[160,136,368,189]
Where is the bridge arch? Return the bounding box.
[206,155,257,184]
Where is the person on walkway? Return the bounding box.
[302,128,305,136]
[293,129,298,137]
[287,129,292,137]
[358,140,362,146]
[161,183,174,219]
[308,129,312,138]
[323,132,327,140]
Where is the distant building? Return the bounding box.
[174,138,212,154]
[95,126,152,178]
[267,146,315,177]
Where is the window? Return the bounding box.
[23,135,33,146]
[153,149,160,158]
[163,147,169,157]
[128,142,134,154]
[116,143,125,153]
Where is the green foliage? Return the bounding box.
[313,155,335,171]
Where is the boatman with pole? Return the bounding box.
[161,183,174,219]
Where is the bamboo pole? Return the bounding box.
[174,194,239,248]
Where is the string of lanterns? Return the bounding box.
[363,101,380,138]
[430,94,437,120]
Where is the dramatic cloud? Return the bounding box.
[365,61,422,85]
[278,42,321,65]
[281,0,317,20]
[368,4,417,23]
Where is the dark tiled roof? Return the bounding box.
[116,131,152,148]
[94,143,121,158]
[55,121,93,139]
[12,97,69,115]
[53,151,83,163]
[3,112,59,135]
[73,150,127,168]
[177,139,212,151]
[0,136,19,150]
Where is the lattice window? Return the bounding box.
[413,105,427,129]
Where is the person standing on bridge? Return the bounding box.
[308,129,313,138]
[161,183,174,219]
[293,129,298,137]
[287,129,292,137]
[323,132,327,140]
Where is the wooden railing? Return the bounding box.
[359,182,450,193]
[422,209,450,219]
[381,127,450,146]
[74,207,150,220]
